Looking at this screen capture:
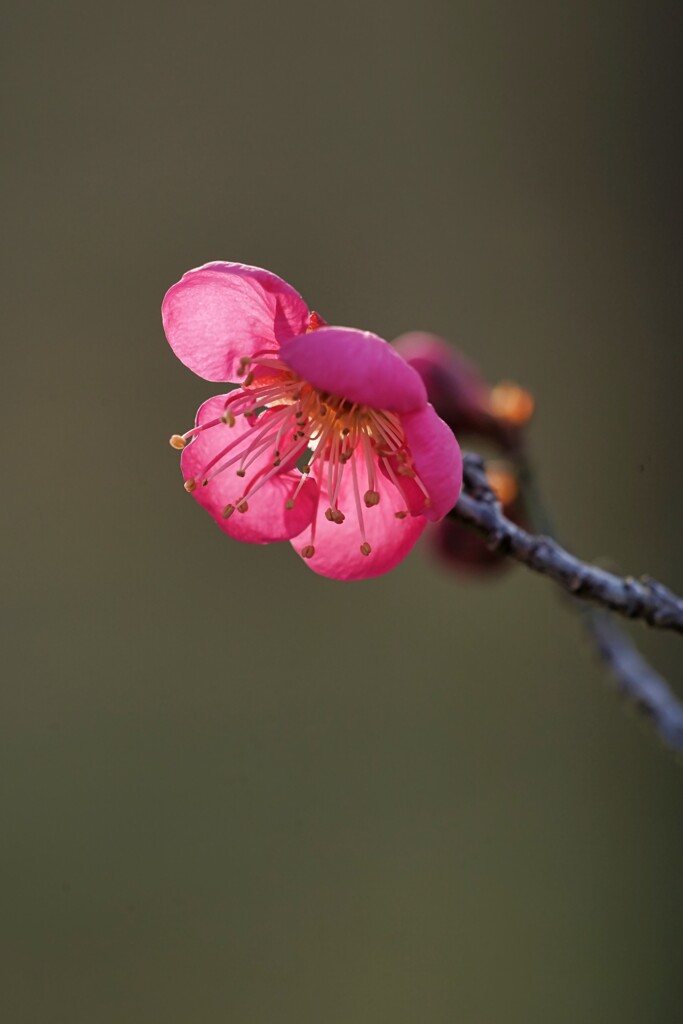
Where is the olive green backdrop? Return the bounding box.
[3,1,682,1021]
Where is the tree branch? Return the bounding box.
[452,454,683,635]
[450,453,683,753]
[584,611,683,751]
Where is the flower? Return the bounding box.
[163,262,462,580]
[393,332,534,452]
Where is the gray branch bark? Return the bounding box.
[585,612,683,750]
[450,453,683,754]
[453,454,683,635]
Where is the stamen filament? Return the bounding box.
[174,364,435,560]
[350,454,367,548]
[237,436,309,504]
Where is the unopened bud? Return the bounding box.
[489,382,535,426]
[307,311,327,332]
[485,462,519,507]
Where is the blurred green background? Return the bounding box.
[3,1,683,1020]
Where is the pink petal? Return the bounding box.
[279,326,427,413]
[399,404,462,521]
[180,394,317,542]
[290,449,426,580]
[162,262,310,383]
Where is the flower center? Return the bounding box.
[171,352,430,558]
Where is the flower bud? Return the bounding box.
[393,332,533,452]
[431,462,526,577]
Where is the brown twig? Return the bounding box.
[450,453,683,753]
[452,454,683,635]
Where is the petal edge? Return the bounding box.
[163,262,310,382]
[280,327,427,413]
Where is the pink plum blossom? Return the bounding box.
[163,262,462,580]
